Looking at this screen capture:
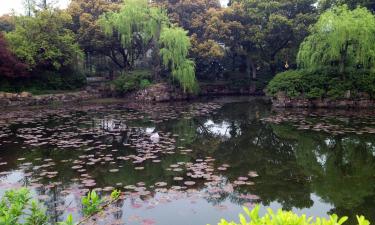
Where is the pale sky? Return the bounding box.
[0,0,229,16]
[0,0,71,15]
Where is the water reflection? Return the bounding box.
[0,98,375,224]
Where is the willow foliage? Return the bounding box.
[159,27,198,93]
[98,0,168,49]
[297,5,375,74]
[99,0,197,93]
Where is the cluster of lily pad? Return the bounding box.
[0,101,263,224]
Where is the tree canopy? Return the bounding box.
[0,33,28,78]
[5,9,82,71]
[297,5,375,75]
[98,0,197,93]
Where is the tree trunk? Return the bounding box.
[152,24,162,81]
[231,53,236,72]
[270,56,277,76]
[246,55,257,80]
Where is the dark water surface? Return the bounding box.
[1,97,375,225]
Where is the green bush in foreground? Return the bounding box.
[212,206,370,225]
[0,188,48,225]
[0,188,122,225]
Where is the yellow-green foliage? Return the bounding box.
[159,27,198,93]
[98,0,197,93]
[98,0,168,50]
[211,206,370,225]
[297,5,375,73]
[5,9,82,70]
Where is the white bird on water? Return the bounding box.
[150,133,160,143]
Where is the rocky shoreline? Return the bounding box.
[272,92,375,108]
[123,83,261,102]
[0,91,101,108]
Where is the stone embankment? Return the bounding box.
[125,83,261,102]
[272,91,375,108]
[0,91,99,107]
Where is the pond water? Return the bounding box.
[1,97,375,225]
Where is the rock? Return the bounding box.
[0,91,99,107]
[20,92,32,98]
[4,92,14,99]
[272,94,375,109]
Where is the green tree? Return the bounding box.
[99,0,197,93]
[159,26,198,92]
[155,0,225,79]
[297,5,375,78]
[67,0,122,75]
[318,0,375,12]
[5,9,82,71]
[232,0,317,78]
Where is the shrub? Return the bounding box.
[266,70,305,98]
[211,205,370,225]
[267,69,375,99]
[81,190,102,216]
[0,188,48,225]
[112,70,152,94]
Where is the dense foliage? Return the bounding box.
[0,188,48,225]
[0,188,121,225]
[0,33,28,78]
[0,0,373,97]
[159,27,198,93]
[267,6,375,100]
[112,70,152,94]
[99,0,197,93]
[6,9,81,71]
[298,6,375,76]
[212,205,370,225]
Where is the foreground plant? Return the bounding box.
[0,188,48,225]
[0,188,122,225]
[211,205,370,225]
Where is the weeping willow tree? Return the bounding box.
[297,5,375,78]
[98,0,198,93]
[159,27,198,93]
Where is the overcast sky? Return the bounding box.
[0,0,229,16]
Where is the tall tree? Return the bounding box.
[318,0,375,12]
[0,33,28,78]
[67,0,121,74]
[234,0,317,78]
[298,5,375,78]
[5,9,82,71]
[23,0,36,16]
[155,0,225,79]
[99,0,197,93]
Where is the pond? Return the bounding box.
[1,97,375,225]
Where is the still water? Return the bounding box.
[0,97,375,225]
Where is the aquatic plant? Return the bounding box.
[0,188,48,225]
[81,191,102,216]
[211,205,370,225]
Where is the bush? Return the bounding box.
[266,69,375,99]
[0,67,86,94]
[0,188,48,225]
[212,205,370,225]
[112,70,152,94]
[266,70,305,98]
